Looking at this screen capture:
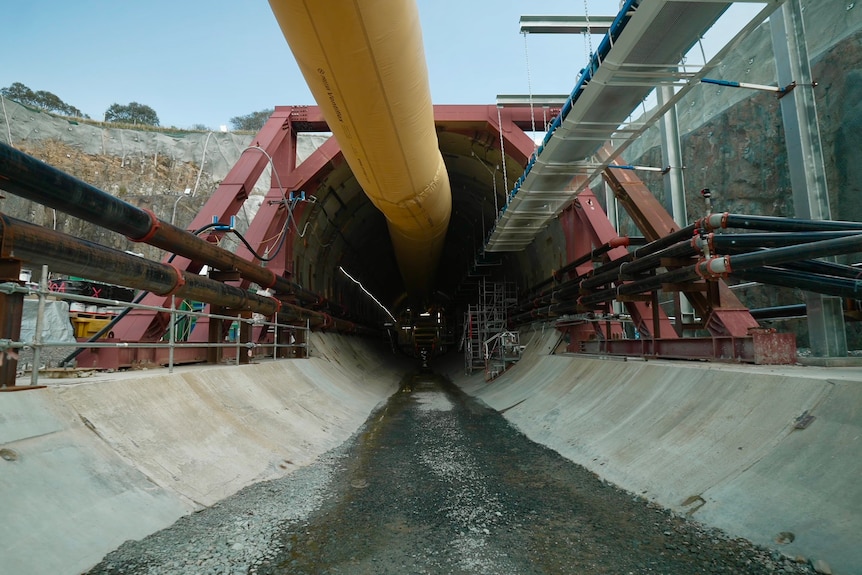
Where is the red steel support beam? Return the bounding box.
[0,259,24,385]
[564,188,676,340]
[601,147,758,337]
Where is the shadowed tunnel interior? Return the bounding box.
[286,112,534,353]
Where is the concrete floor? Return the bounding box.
[2,329,861,574]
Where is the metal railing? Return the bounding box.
[2,266,310,387]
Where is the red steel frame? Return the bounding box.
[87,105,541,369]
[68,103,793,367]
[554,149,794,363]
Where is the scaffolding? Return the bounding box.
[462,279,517,375]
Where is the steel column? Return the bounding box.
[771,0,847,357]
[657,83,694,327]
[0,259,23,385]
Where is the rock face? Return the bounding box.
[618,5,862,347]
[0,98,326,261]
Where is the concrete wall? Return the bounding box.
[0,333,401,575]
[3,327,861,573]
[450,329,862,574]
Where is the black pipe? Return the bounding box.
[0,212,366,358]
[749,304,807,320]
[578,224,698,286]
[782,259,862,280]
[733,267,862,299]
[525,238,627,296]
[0,141,153,235]
[724,233,862,271]
[0,142,324,306]
[0,213,278,314]
[723,253,862,281]
[579,238,697,291]
[704,212,862,233]
[580,233,862,307]
[711,230,862,250]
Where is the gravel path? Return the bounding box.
[86,371,819,575]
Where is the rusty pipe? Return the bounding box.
[0,142,321,304]
[0,213,279,316]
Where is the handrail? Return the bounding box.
[2,275,310,387]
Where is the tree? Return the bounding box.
[1,82,88,118]
[104,102,160,126]
[33,90,64,113]
[230,108,274,132]
[1,82,35,104]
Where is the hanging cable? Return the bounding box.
[235,145,313,263]
[191,131,213,197]
[471,152,500,232]
[522,32,537,150]
[339,266,397,323]
[496,106,509,204]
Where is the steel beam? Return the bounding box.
[771,0,847,357]
[0,259,23,385]
[519,15,614,35]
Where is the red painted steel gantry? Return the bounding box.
[9,101,859,381]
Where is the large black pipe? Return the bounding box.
[520,226,698,308]
[0,213,365,335]
[710,230,862,250]
[782,259,862,280]
[0,213,278,315]
[525,237,629,297]
[733,267,862,299]
[579,238,697,291]
[0,142,323,306]
[749,304,807,320]
[580,233,862,307]
[702,212,862,233]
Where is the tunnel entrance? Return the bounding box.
[85,370,813,575]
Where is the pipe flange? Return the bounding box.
[609,236,629,249]
[163,263,187,296]
[269,296,282,315]
[127,208,161,243]
[695,256,731,280]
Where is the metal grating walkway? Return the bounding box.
[485,0,785,252]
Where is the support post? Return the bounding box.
[208,305,223,365]
[30,265,48,386]
[771,0,847,357]
[239,311,252,364]
[657,84,694,329]
[0,259,24,386]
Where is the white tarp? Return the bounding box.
[20,299,76,344]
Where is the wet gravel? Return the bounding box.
[86,371,820,575]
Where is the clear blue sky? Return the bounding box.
[1,1,765,130]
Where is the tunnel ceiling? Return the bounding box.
[292,122,523,323]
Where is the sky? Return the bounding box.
[1,1,767,130]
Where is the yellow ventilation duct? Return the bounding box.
[268,0,452,301]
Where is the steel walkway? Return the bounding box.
[485,0,784,252]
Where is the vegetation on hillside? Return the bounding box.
[230,108,274,131]
[1,82,87,118]
[2,82,269,133]
[104,101,160,126]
